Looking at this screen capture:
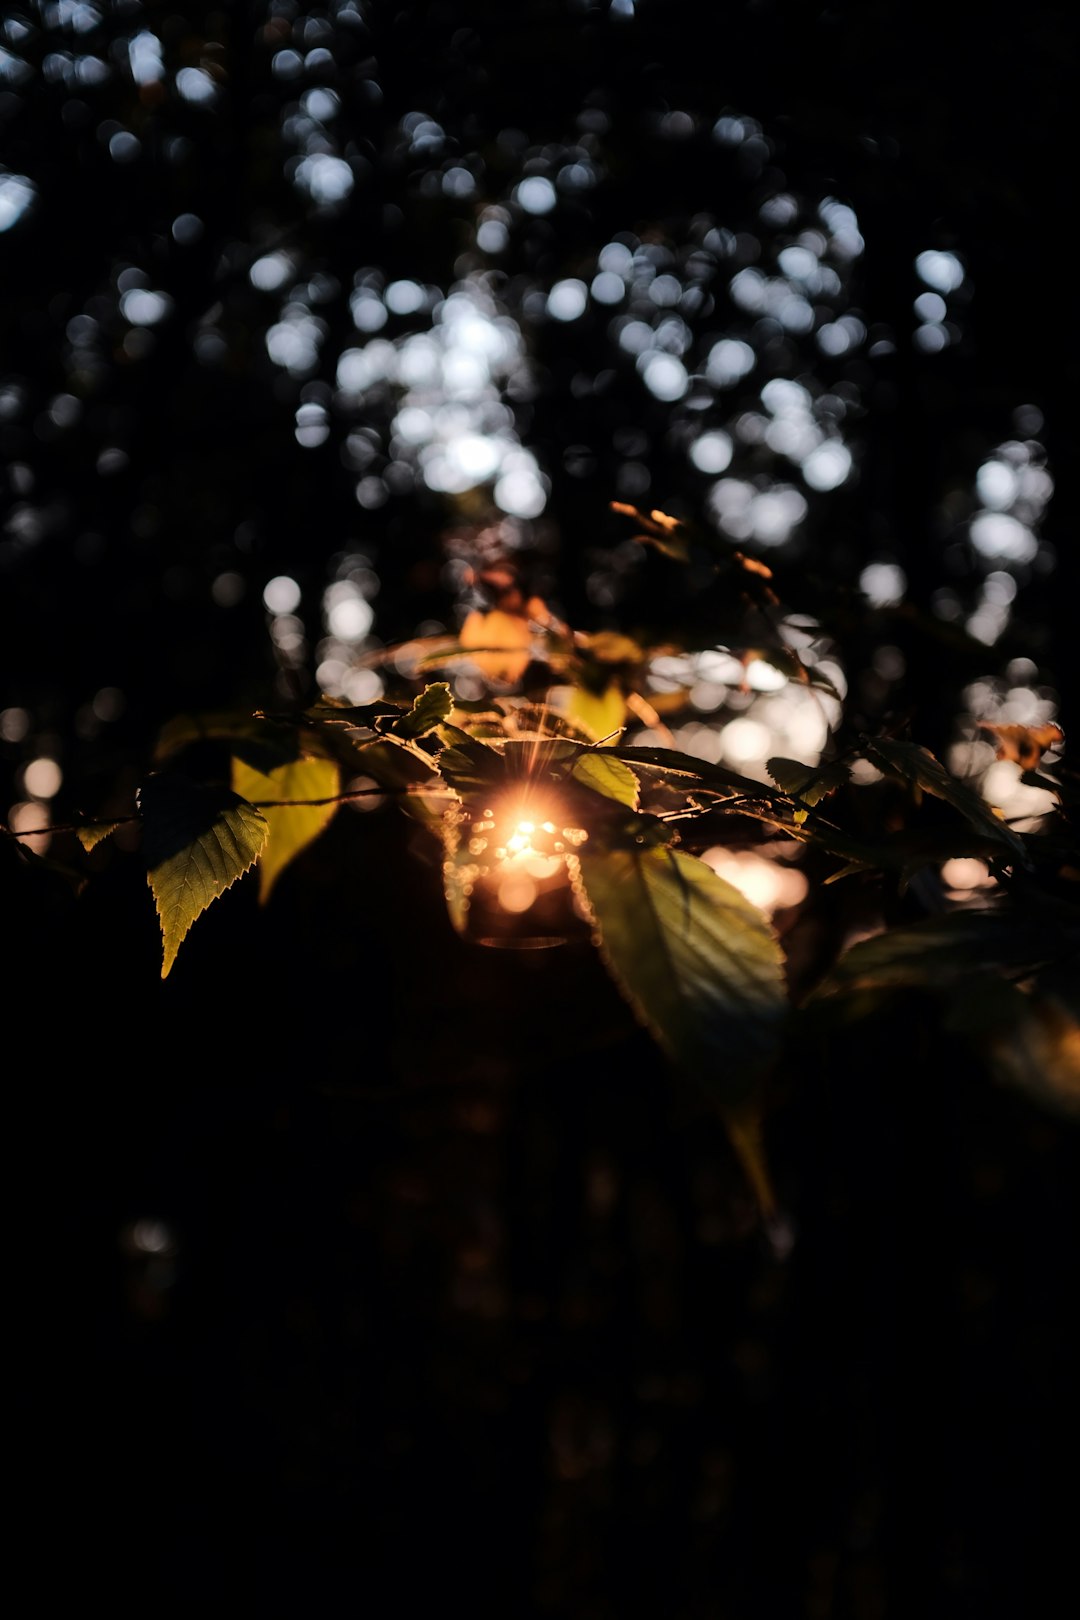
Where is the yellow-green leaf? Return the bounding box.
[571,753,640,809]
[139,774,268,978]
[767,755,850,806]
[76,820,123,852]
[231,753,340,902]
[574,845,787,1104]
[387,681,453,740]
[564,682,627,743]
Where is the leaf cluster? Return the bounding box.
[7,519,1078,1216]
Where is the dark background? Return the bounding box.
[4,2,1077,1613]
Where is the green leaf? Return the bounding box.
[386,681,453,740]
[571,753,640,809]
[435,734,509,799]
[605,745,781,802]
[438,733,588,802]
[574,846,787,1105]
[767,756,850,806]
[139,773,268,978]
[303,696,405,732]
[231,753,340,903]
[499,737,580,779]
[76,820,124,852]
[865,736,1028,860]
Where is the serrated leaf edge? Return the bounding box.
[148,800,268,979]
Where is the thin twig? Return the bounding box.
[1,783,445,841]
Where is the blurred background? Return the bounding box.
[3,1,1077,1612]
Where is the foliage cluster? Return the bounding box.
[12,504,1077,1214]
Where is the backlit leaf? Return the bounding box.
[573,846,787,1106]
[436,734,509,799]
[303,696,404,732]
[76,820,123,852]
[496,701,595,744]
[563,683,627,743]
[139,773,268,978]
[611,502,692,562]
[607,745,782,802]
[571,753,640,809]
[387,681,453,740]
[732,551,774,580]
[458,609,533,682]
[767,756,850,806]
[351,738,441,794]
[231,753,340,902]
[499,737,579,781]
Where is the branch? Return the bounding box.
[2,783,450,841]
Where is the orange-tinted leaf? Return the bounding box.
[609,501,691,561]
[459,609,532,683]
[981,721,1064,771]
[733,551,774,580]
